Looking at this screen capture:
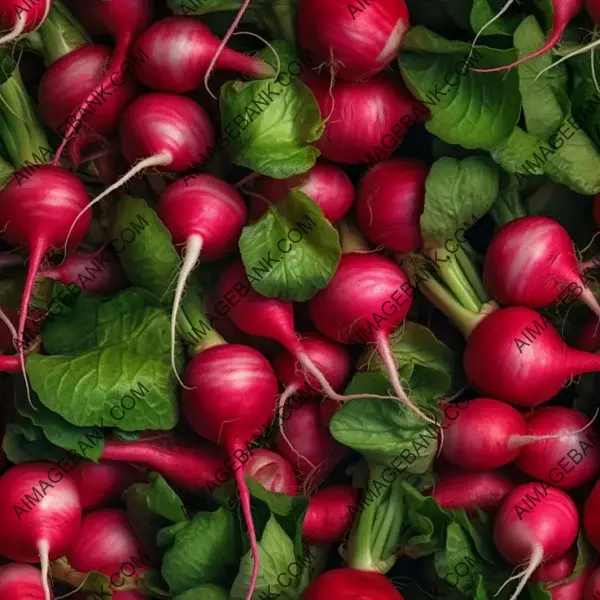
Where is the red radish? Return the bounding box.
[131,17,275,92]
[181,343,280,600]
[297,0,409,81]
[584,479,600,551]
[301,71,428,164]
[301,569,404,599]
[464,306,600,407]
[249,163,354,223]
[67,509,145,572]
[65,93,215,252]
[309,252,434,422]
[588,0,600,23]
[158,175,247,386]
[0,166,91,394]
[39,45,139,165]
[0,462,82,600]
[483,216,600,317]
[356,158,428,253]
[319,396,343,427]
[0,563,51,599]
[0,0,51,46]
[0,354,20,372]
[493,482,579,600]
[39,249,128,295]
[302,485,358,544]
[431,468,513,512]
[70,461,144,510]
[515,406,600,488]
[100,434,226,492]
[577,314,600,351]
[585,566,600,600]
[471,0,583,73]
[275,401,349,491]
[594,193,600,229]
[532,549,591,600]
[244,449,298,495]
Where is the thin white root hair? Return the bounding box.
[54,573,93,599]
[276,384,299,448]
[171,234,203,390]
[533,37,600,83]
[38,539,51,600]
[467,0,516,65]
[0,15,26,47]
[495,545,544,600]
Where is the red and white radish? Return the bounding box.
[0,563,51,600]
[244,448,298,496]
[301,568,405,599]
[131,17,275,92]
[297,0,409,81]
[0,0,51,46]
[494,482,579,600]
[356,158,428,253]
[158,175,247,386]
[0,462,83,600]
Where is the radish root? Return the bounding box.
[37,538,51,600]
[495,545,543,600]
[467,0,516,65]
[0,13,26,47]
[533,37,600,83]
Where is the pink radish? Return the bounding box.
[585,566,600,600]
[301,71,428,164]
[532,549,591,600]
[584,479,600,551]
[302,485,358,544]
[516,406,600,488]
[0,354,20,372]
[301,569,405,599]
[0,166,92,392]
[0,563,51,599]
[0,462,82,600]
[181,343,280,600]
[577,315,600,352]
[464,306,600,407]
[158,175,247,387]
[244,448,298,495]
[0,0,51,46]
[67,509,146,572]
[131,17,275,92]
[70,461,144,510]
[319,396,343,427]
[39,249,128,295]
[100,434,226,492]
[493,482,579,600]
[296,0,409,81]
[431,468,513,512]
[356,158,428,253]
[308,252,434,422]
[483,216,600,317]
[471,0,583,73]
[249,163,354,223]
[65,93,215,252]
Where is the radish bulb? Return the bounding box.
[0,563,52,599]
[0,0,51,46]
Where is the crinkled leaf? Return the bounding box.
[572,81,600,148]
[2,418,63,463]
[144,473,189,524]
[469,0,520,36]
[398,27,520,150]
[239,190,341,301]
[174,584,230,600]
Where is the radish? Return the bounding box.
[244,448,298,495]
[464,306,600,407]
[296,0,409,81]
[0,166,92,392]
[0,0,51,46]
[39,249,128,295]
[532,549,591,600]
[301,71,428,164]
[131,17,275,92]
[65,93,215,252]
[577,314,600,352]
[0,563,51,599]
[39,45,139,165]
[67,509,146,572]
[583,479,600,551]
[471,0,583,73]
[431,468,513,512]
[585,566,600,600]
[100,434,226,492]
[70,461,144,510]
[308,252,435,422]
[275,401,349,491]
[158,175,247,387]
[181,343,280,600]
[515,406,600,488]
[0,355,21,372]
[356,158,428,253]
[249,163,354,223]
[0,462,83,600]
[493,482,579,600]
[302,485,358,545]
[301,569,404,599]
[483,216,600,317]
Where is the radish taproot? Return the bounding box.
[301,568,405,599]
[0,0,51,46]
[302,485,358,544]
[0,563,51,599]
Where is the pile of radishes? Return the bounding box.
[2,0,600,599]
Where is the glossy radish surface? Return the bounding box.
[301,568,405,599]
[0,0,51,46]
[244,449,298,496]
[0,563,51,599]
[302,485,357,544]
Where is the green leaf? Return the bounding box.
[470,0,520,36]
[174,584,230,600]
[26,289,182,431]
[420,156,500,246]
[146,474,189,524]
[239,190,341,301]
[398,27,521,150]
[359,321,462,402]
[220,41,323,178]
[331,372,439,469]
[2,418,64,464]
[572,81,600,148]
[111,197,180,303]
[159,507,240,593]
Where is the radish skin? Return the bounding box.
[584,566,600,600]
[583,479,600,551]
[301,568,405,599]
[0,0,51,46]
[532,550,591,600]
[0,563,52,599]
[244,449,298,496]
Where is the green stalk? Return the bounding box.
[177,291,226,354]
[0,155,14,188]
[454,244,490,304]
